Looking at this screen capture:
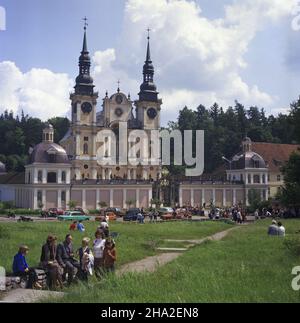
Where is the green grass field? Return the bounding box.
[48,219,300,303]
[0,220,231,272]
[1,219,300,303]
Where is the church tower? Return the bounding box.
[135,31,162,130]
[68,19,99,180]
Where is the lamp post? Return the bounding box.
[160,168,170,206]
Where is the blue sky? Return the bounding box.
[0,0,299,123]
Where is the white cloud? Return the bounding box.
[0,61,72,120]
[90,0,294,124]
[0,0,295,123]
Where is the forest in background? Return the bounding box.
[0,98,300,174]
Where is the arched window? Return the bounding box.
[253,175,260,184]
[38,171,42,183]
[248,174,251,184]
[61,171,66,183]
[47,172,57,183]
[83,143,89,155]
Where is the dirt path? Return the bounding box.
[0,225,242,303]
[117,225,240,275]
[0,289,64,303]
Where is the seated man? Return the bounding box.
[56,234,80,285]
[268,220,279,236]
[77,221,85,232]
[277,222,286,237]
[13,245,42,289]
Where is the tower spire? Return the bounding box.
[138,29,158,102]
[146,28,151,62]
[82,17,88,52]
[74,17,94,96]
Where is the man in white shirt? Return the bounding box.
[277,222,286,237]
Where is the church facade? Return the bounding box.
[0,27,162,210]
[0,27,299,211]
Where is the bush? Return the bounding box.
[87,209,99,215]
[0,208,40,216]
[283,235,300,256]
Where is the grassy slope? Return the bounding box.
[0,220,230,272]
[49,220,300,303]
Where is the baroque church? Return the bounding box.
[0,26,161,210]
[0,26,299,211]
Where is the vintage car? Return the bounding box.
[57,211,90,221]
[159,207,175,220]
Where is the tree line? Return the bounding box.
[166,100,299,174]
[0,110,70,171]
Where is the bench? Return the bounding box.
[5,269,47,291]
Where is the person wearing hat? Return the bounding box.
[268,220,279,236]
[40,235,63,289]
[12,245,42,289]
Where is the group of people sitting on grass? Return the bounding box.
[12,226,117,290]
[268,220,286,236]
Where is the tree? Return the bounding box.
[279,151,300,207]
[247,189,262,213]
[68,200,77,210]
[150,198,161,209]
[47,117,70,143]
[126,199,136,209]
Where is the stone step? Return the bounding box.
[156,247,188,251]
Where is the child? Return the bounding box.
[77,220,85,232]
[103,239,117,273]
[69,221,77,231]
[77,238,94,281]
[13,245,42,289]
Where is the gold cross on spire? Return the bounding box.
[83,17,88,31]
[147,28,151,40]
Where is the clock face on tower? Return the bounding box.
[81,102,93,114]
[115,107,123,117]
[147,107,157,119]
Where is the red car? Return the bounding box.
[48,208,64,216]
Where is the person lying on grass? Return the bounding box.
[13,245,42,289]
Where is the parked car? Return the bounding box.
[74,207,86,215]
[159,207,174,220]
[105,207,124,217]
[123,208,141,221]
[57,211,90,221]
[48,208,64,217]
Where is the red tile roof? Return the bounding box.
[252,142,300,172]
[0,172,25,185]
